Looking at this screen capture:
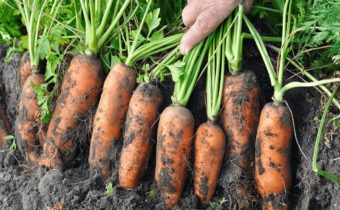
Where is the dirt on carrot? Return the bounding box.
[155,105,195,208]
[40,55,103,168]
[194,122,225,205]
[119,83,162,189]
[255,102,293,210]
[15,73,45,164]
[221,70,261,208]
[0,103,10,149]
[19,53,31,87]
[89,63,136,179]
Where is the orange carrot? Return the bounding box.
[221,71,260,208]
[89,63,136,179]
[193,26,227,205]
[118,83,162,189]
[155,105,194,208]
[194,122,225,205]
[19,52,32,87]
[15,73,45,163]
[255,102,293,210]
[40,55,103,168]
[0,103,10,149]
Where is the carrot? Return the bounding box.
[118,48,181,189]
[19,52,32,87]
[118,83,162,188]
[194,123,225,205]
[155,105,194,207]
[0,103,10,150]
[89,63,135,178]
[216,8,261,208]
[221,71,260,208]
[255,102,293,210]
[155,40,210,208]
[89,0,182,179]
[15,73,45,163]
[40,55,103,168]
[194,25,226,205]
[243,1,340,208]
[222,71,260,170]
[39,0,133,168]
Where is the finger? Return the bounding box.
[243,0,255,13]
[180,9,224,54]
[182,2,202,27]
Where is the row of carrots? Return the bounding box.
[0,1,339,209]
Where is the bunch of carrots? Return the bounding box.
[0,0,339,209]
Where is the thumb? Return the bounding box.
[180,9,223,54]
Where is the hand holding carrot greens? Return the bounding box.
[180,0,254,54]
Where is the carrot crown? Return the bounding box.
[225,5,244,73]
[79,0,132,55]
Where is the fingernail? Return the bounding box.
[180,45,189,55]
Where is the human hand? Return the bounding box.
[180,0,254,54]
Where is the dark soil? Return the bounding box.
[0,43,339,210]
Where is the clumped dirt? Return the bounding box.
[0,43,339,210]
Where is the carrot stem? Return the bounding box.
[312,88,340,183]
[275,79,340,101]
[126,0,153,66]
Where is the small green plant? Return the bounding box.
[209,197,228,210]
[146,189,156,201]
[30,82,53,124]
[4,135,17,152]
[105,182,113,196]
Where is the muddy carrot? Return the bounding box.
[14,0,61,164]
[40,55,103,168]
[118,83,162,188]
[243,1,340,209]
[194,25,226,205]
[118,48,182,189]
[15,73,45,163]
[0,103,10,150]
[89,63,135,178]
[40,0,131,168]
[89,0,182,179]
[155,39,211,208]
[255,102,293,210]
[19,52,32,87]
[219,8,261,209]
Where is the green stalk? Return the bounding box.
[312,88,340,183]
[289,61,340,109]
[97,0,131,53]
[88,0,97,52]
[243,15,277,86]
[150,48,181,81]
[225,16,233,62]
[96,0,115,37]
[242,33,282,42]
[207,23,226,121]
[277,0,292,94]
[268,44,340,109]
[173,37,211,106]
[128,34,183,66]
[275,79,340,101]
[252,5,282,14]
[230,5,244,72]
[125,0,153,66]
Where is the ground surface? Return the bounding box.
[0,45,339,210]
